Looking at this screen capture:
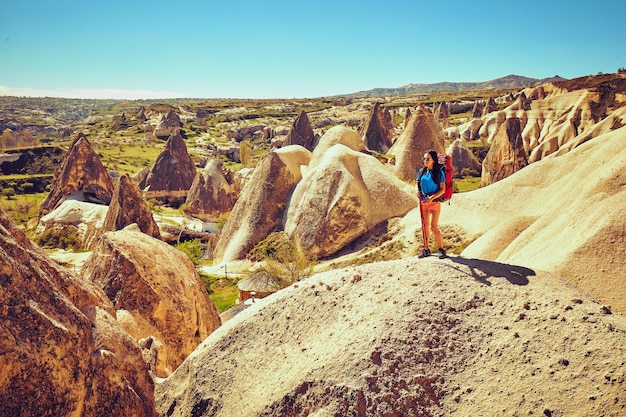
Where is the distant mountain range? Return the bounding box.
[342,74,567,98]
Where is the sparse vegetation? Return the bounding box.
[250,232,315,288]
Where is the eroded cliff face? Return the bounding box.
[0,208,156,417]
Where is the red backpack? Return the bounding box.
[438,154,454,202]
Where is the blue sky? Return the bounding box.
[1,0,625,99]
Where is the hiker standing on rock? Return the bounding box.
[417,149,447,259]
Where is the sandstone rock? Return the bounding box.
[0,208,155,417]
[111,113,129,130]
[184,158,239,222]
[308,125,365,170]
[39,133,114,215]
[283,110,316,151]
[509,91,531,111]
[284,144,418,259]
[213,145,311,263]
[388,105,446,183]
[38,197,109,249]
[82,229,221,377]
[359,102,393,153]
[140,129,196,205]
[471,100,484,118]
[101,174,161,240]
[154,110,182,139]
[482,96,498,115]
[447,139,482,177]
[481,117,528,186]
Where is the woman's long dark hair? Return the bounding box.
[425,149,442,184]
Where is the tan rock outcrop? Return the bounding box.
[0,208,155,417]
[482,96,498,115]
[447,139,482,177]
[359,102,393,153]
[140,129,196,205]
[184,158,239,222]
[388,105,446,183]
[284,144,418,259]
[39,133,114,215]
[82,229,221,377]
[307,125,365,169]
[283,110,316,151]
[213,145,311,263]
[154,110,182,139]
[481,117,528,186]
[101,174,161,240]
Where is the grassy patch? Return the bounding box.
[455,176,482,193]
[209,285,239,313]
[0,192,47,227]
[96,143,163,175]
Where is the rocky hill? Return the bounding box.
[343,74,567,98]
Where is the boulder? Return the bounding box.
[82,229,221,377]
[283,111,316,151]
[0,208,155,417]
[471,101,484,118]
[481,117,528,186]
[359,102,393,153]
[388,105,446,183]
[213,145,311,263]
[284,144,418,259]
[184,158,239,222]
[101,174,161,240]
[39,133,114,215]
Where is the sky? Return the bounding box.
[1,0,625,100]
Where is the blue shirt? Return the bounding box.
[417,168,444,200]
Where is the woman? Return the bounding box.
[416,149,447,259]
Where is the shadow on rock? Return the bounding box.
[445,256,534,286]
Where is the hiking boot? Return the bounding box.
[418,248,431,258]
[438,248,448,259]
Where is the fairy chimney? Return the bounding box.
[284,111,316,151]
[388,105,446,183]
[481,117,528,186]
[101,174,161,240]
[184,158,239,222]
[39,133,114,215]
[360,102,393,153]
[140,129,196,204]
[482,97,498,116]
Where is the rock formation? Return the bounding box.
[482,96,498,115]
[154,110,182,139]
[307,125,366,170]
[0,208,156,417]
[213,145,312,263]
[283,110,316,151]
[39,133,114,215]
[481,117,528,186]
[184,158,239,222]
[359,102,393,153]
[284,144,418,259]
[101,174,161,240]
[82,228,221,377]
[139,129,196,205]
[111,113,129,130]
[155,255,626,416]
[447,139,482,177]
[388,105,446,183]
[471,101,484,118]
